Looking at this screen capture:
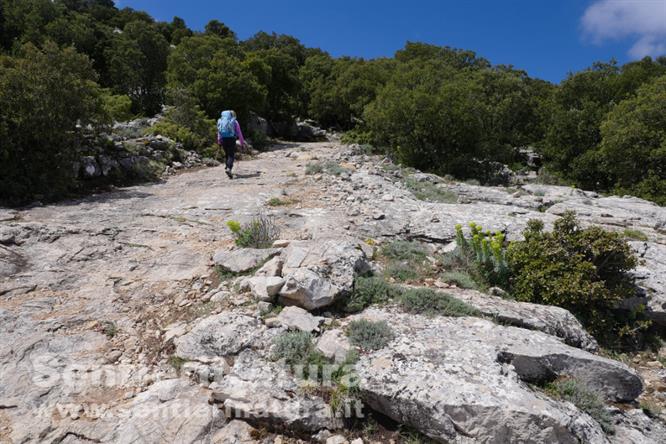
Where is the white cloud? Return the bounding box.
[582,0,666,58]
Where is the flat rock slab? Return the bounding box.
[175,312,271,360]
[213,248,280,274]
[447,287,598,351]
[353,308,642,443]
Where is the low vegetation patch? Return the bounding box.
[623,228,648,242]
[305,161,349,176]
[379,240,432,283]
[545,378,613,434]
[346,319,395,351]
[344,276,398,313]
[439,270,479,290]
[404,177,458,203]
[398,288,480,317]
[226,215,280,248]
[267,196,299,207]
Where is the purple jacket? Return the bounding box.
[217,120,245,146]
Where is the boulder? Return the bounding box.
[353,308,641,443]
[278,239,369,310]
[213,248,280,274]
[316,329,352,363]
[277,306,325,333]
[247,276,285,302]
[210,350,342,433]
[174,312,269,360]
[80,156,101,178]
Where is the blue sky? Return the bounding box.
[117,0,666,83]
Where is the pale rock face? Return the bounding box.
[352,308,640,443]
[3,140,666,442]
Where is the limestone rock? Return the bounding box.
[213,248,280,274]
[247,276,286,302]
[255,256,284,277]
[316,329,352,363]
[449,288,598,351]
[212,420,258,443]
[210,351,342,433]
[279,239,369,310]
[354,308,641,443]
[277,306,325,333]
[174,312,268,360]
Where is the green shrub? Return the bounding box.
[0,42,108,205]
[101,90,133,122]
[454,222,510,289]
[404,177,458,203]
[398,288,480,317]
[440,271,479,290]
[271,331,328,379]
[267,197,298,207]
[507,211,648,346]
[344,276,397,313]
[546,379,613,434]
[272,331,316,365]
[226,215,280,248]
[346,319,395,351]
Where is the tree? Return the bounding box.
[597,76,666,204]
[365,60,489,177]
[166,34,261,121]
[0,42,107,205]
[204,19,235,40]
[106,20,169,115]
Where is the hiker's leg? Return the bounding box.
[222,138,235,171]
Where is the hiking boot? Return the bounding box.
[225,168,233,179]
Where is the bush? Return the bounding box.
[101,90,133,122]
[507,212,648,346]
[398,288,480,317]
[271,331,316,365]
[226,215,280,248]
[623,228,648,242]
[546,379,613,434]
[0,42,108,206]
[147,90,216,152]
[346,319,394,351]
[344,276,397,313]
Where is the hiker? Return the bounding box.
[217,110,246,179]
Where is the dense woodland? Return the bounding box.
[1,0,665,206]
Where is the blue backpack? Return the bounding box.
[217,111,236,138]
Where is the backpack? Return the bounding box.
[217,111,236,138]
